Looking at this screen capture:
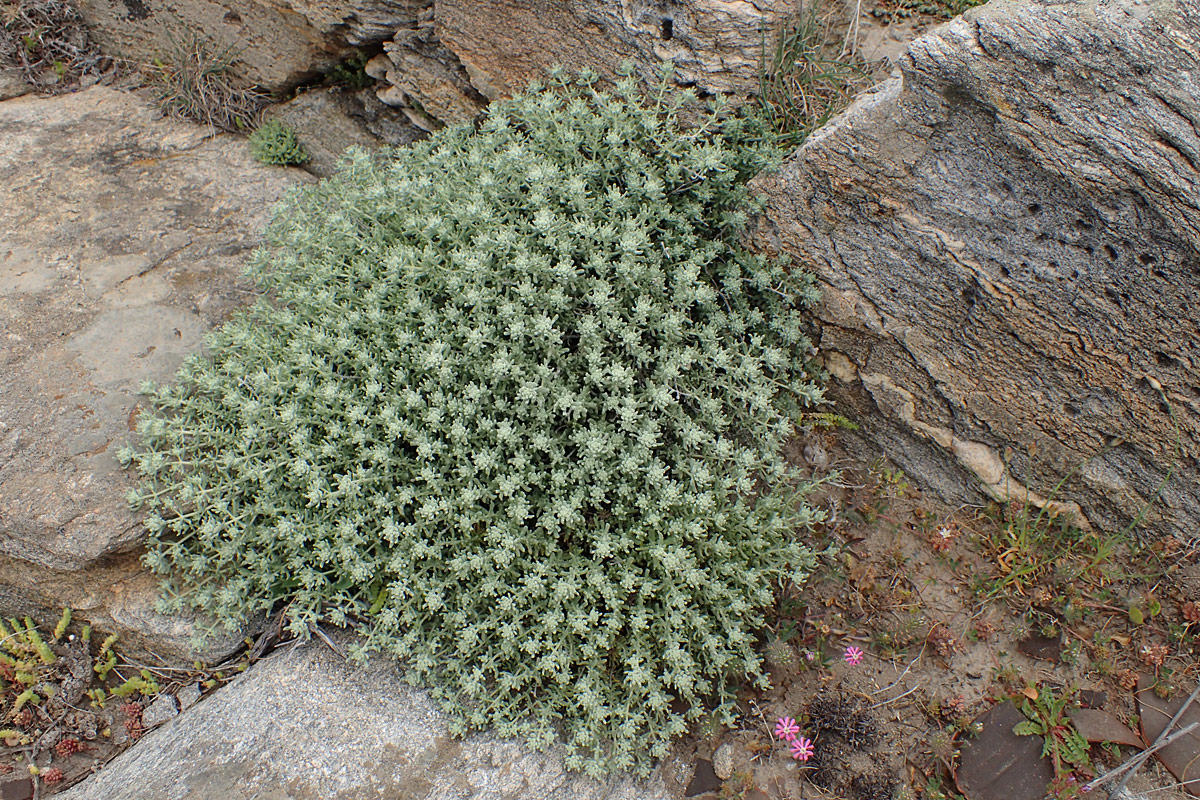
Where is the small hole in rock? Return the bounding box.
[224,10,241,23]
[1027,203,1041,214]
[1155,351,1179,368]
[1139,253,1156,265]
[661,18,673,40]
[1104,244,1119,260]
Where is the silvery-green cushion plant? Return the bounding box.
[120,65,825,776]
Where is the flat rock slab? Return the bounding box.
[57,634,673,800]
[1138,675,1200,796]
[0,86,308,660]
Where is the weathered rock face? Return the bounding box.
[262,86,424,176]
[77,0,806,124]
[752,0,1200,538]
[367,0,804,126]
[439,0,798,100]
[0,86,307,660]
[75,0,427,93]
[365,2,487,129]
[56,633,674,800]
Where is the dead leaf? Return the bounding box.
[1018,633,1062,663]
[956,702,1055,800]
[1137,675,1200,797]
[0,779,33,800]
[1067,708,1144,747]
[1021,686,1040,700]
[685,759,722,797]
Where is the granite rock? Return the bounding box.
[140,692,180,729]
[435,0,805,102]
[366,0,811,127]
[0,68,30,101]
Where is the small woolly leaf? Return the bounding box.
[52,608,71,643]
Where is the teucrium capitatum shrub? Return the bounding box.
[121,65,825,776]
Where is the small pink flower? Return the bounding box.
[775,716,799,741]
[791,736,815,761]
[844,645,864,665]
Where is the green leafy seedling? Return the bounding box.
[1013,686,1092,791]
[248,119,309,166]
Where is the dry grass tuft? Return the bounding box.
[149,32,266,132]
[757,1,873,148]
[0,0,108,92]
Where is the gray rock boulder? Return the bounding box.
[56,634,674,800]
[0,86,308,661]
[366,2,487,128]
[752,0,1200,538]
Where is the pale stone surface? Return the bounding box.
[57,634,674,800]
[751,0,1200,538]
[711,742,734,780]
[75,0,427,92]
[371,6,487,127]
[0,86,308,660]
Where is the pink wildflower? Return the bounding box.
[775,716,800,742]
[844,645,864,665]
[791,736,815,761]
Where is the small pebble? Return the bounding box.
[712,742,734,780]
[140,694,179,729]
[803,442,829,470]
[176,683,202,711]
